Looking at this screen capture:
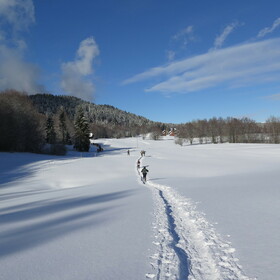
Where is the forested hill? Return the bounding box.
[29,93,166,139]
[29,93,155,127]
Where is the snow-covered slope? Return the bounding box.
[0,147,153,280]
[1,137,279,279]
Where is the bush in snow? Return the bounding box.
[175,137,184,146]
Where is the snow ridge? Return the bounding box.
[145,180,254,280]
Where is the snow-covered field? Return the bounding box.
[1,137,279,280]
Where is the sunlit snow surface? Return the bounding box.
[1,137,279,279]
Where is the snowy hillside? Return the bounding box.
[1,137,279,279]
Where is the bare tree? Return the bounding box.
[208,117,220,144]
[265,116,280,143]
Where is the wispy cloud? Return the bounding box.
[123,38,280,94]
[165,25,195,61]
[265,93,280,100]
[0,0,35,33]
[166,50,175,61]
[213,22,240,49]
[172,25,195,47]
[60,37,100,101]
[0,0,43,93]
[173,26,194,40]
[257,18,280,38]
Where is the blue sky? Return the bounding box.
[1,0,280,123]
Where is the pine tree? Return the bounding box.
[45,116,56,144]
[58,108,67,144]
[65,131,72,145]
[74,107,90,152]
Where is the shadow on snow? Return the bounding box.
[0,190,133,258]
[0,152,78,187]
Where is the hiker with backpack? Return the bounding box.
[141,166,149,183]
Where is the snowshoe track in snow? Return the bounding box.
[138,161,254,280]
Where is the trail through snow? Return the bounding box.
[1,138,279,279]
[138,158,255,280]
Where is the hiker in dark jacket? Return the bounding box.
[141,166,149,182]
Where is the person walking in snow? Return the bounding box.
[127,149,130,155]
[141,166,149,183]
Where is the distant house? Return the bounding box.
[169,128,177,136]
[162,128,177,136]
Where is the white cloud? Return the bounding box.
[0,45,43,93]
[0,0,35,33]
[123,38,280,94]
[257,18,280,38]
[213,22,240,49]
[0,0,43,93]
[61,37,100,101]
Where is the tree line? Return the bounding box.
[0,90,72,154]
[0,90,166,154]
[176,117,280,145]
[0,90,44,153]
[1,90,280,155]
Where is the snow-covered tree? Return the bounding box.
[74,107,90,152]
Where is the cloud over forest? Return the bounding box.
[60,37,100,101]
[0,0,43,93]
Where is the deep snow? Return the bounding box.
[139,139,280,280]
[0,147,153,280]
[1,137,279,279]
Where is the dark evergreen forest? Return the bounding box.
[0,90,166,153]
